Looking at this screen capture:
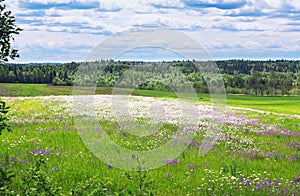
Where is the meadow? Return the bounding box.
[0,84,300,195]
[1,83,300,115]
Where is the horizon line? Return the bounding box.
[7,58,300,64]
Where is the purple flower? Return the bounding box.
[286,142,300,150]
[173,159,178,164]
[264,179,272,187]
[166,159,178,166]
[21,159,28,165]
[279,188,287,194]
[246,181,251,186]
[240,178,252,187]
[95,126,102,131]
[32,149,52,155]
[255,182,262,190]
[188,164,197,169]
[7,157,13,163]
[165,173,170,178]
[200,140,213,151]
[107,163,112,169]
[239,178,243,183]
[289,153,300,161]
[292,177,300,183]
[189,141,201,149]
[275,179,280,187]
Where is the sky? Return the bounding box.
[4,0,300,63]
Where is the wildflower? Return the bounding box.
[275,179,280,186]
[95,126,102,131]
[165,173,170,178]
[107,163,112,169]
[32,149,52,155]
[264,179,272,187]
[166,159,178,166]
[279,189,287,194]
[255,182,262,190]
[246,181,251,186]
[188,164,197,169]
[286,142,300,150]
[7,157,13,163]
[292,178,300,183]
[239,178,243,183]
[21,159,28,165]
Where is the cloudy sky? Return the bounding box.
[5,0,300,63]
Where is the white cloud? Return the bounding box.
[151,0,184,8]
[4,0,300,62]
[289,0,300,10]
[243,41,261,49]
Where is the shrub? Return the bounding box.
[0,100,11,135]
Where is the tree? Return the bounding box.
[268,71,278,96]
[249,71,261,96]
[280,76,293,96]
[0,0,20,135]
[0,0,22,63]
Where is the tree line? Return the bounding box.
[0,60,299,96]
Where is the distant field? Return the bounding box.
[0,83,74,96]
[1,83,299,115]
[226,95,300,115]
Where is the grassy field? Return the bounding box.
[0,90,300,195]
[1,83,300,115]
[226,95,300,115]
[0,83,74,96]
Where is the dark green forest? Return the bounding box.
[0,59,299,96]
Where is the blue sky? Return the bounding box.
[5,0,300,63]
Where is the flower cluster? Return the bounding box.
[32,149,52,155]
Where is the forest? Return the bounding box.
[0,59,299,96]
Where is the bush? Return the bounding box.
[0,100,11,135]
[292,88,300,95]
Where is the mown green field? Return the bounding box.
[226,95,300,115]
[0,83,300,195]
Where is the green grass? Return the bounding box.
[0,83,74,96]
[131,90,300,115]
[226,95,300,115]
[0,96,299,195]
[1,83,300,115]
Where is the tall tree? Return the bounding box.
[0,0,22,63]
[249,71,262,96]
[280,76,293,96]
[268,71,278,96]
